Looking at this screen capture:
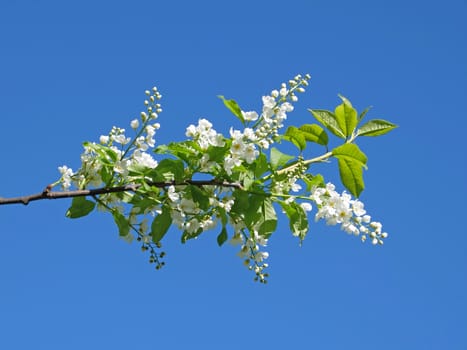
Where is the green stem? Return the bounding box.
[259,151,333,183]
[120,118,152,160]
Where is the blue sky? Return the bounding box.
[1,0,466,349]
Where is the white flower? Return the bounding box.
[140,219,149,234]
[230,233,244,246]
[230,138,246,156]
[58,165,73,190]
[300,202,312,212]
[219,198,235,212]
[201,217,216,230]
[243,143,259,164]
[253,231,268,246]
[114,159,130,175]
[186,124,197,138]
[342,222,359,235]
[197,118,212,132]
[184,218,200,234]
[262,95,276,109]
[113,134,131,145]
[243,128,257,142]
[135,136,148,151]
[352,200,366,216]
[280,102,294,112]
[291,182,302,192]
[170,210,185,229]
[146,125,156,137]
[130,119,139,129]
[242,110,259,121]
[254,251,269,262]
[258,139,270,149]
[132,151,158,168]
[167,186,180,202]
[99,135,109,144]
[237,245,250,258]
[224,155,242,175]
[229,128,244,141]
[179,198,198,214]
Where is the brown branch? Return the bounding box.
[0,179,243,206]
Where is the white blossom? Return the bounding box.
[167,186,180,202]
[58,165,73,190]
[300,202,312,212]
[132,151,158,168]
[130,119,139,129]
[242,110,259,121]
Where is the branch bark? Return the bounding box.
[0,179,243,206]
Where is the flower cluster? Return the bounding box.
[223,127,260,175]
[253,74,310,149]
[229,224,270,283]
[311,183,388,245]
[53,73,393,283]
[185,118,225,151]
[58,87,162,190]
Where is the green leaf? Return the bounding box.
[99,165,112,184]
[207,142,230,164]
[130,195,160,214]
[149,158,185,182]
[298,124,329,146]
[336,158,365,197]
[357,119,398,137]
[358,106,372,122]
[190,185,210,210]
[278,201,309,241]
[181,227,203,243]
[270,147,295,170]
[112,210,130,237]
[332,143,367,197]
[309,109,346,139]
[334,95,358,138]
[332,143,367,166]
[258,197,277,237]
[127,163,150,176]
[65,197,95,219]
[83,142,118,164]
[253,153,269,178]
[218,95,244,123]
[151,206,172,243]
[244,194,263,228]
[284,126,307,151]
[230,190,249,218]
[155,141,199,163]
[217,227,228,247]
[239,169,255,190]
[244,196,277,238]
[302,173,325,191]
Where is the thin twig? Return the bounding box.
[0,179,243,206]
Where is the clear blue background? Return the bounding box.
[1,1,466,349]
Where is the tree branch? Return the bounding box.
[0,179,244,206]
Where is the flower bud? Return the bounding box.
[99,135,109,144]
[130,119,139,129]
